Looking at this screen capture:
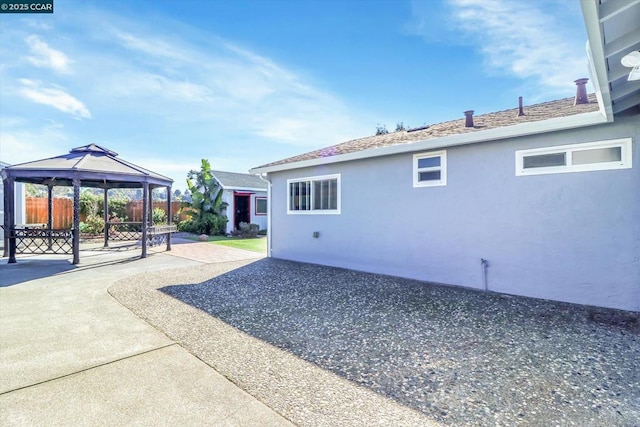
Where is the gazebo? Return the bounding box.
[1,144,176,264]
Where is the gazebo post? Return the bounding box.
[47,184,53,250]
[103,188,109,248]
[72,178,80,265]
[166,186,172,252]
[141,182,148,258]
[149,187,154,227]
[3,177,15,262]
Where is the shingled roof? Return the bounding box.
[254,95,599,170]
[211,170,267,190]
[1,144,173,188]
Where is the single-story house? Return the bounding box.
[250,1,640,312]
[0,161,26,251]
[210,170,268,234]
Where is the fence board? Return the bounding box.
[126,201,185,222]
[25,197,73,229]
[25,198,186,229]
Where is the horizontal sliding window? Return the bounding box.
[414,150,447,187]
[516,138,632,176]
[287,174,340,214]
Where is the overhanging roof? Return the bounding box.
[1,144,173,188]
[581,0,640,117]
[251,1,639,175]
[251,95,604,174]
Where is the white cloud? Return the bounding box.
[0,124,69,165]
[0,5,371,181]
[93,25,366,145]
[18,79,91,119]
[25,34,71,73]
[409,0,589,96]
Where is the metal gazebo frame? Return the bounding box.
[1,144,175,264]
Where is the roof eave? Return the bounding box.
[222,186,268,192]
[580,0,615,121]
[250,111,608,174]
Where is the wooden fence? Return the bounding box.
[25,198,186,229]
[26,198,73,229]
[126,201,184,222]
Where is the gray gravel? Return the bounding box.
[110,258,639,427]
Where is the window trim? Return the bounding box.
[287,173,341,215]
[413,150,447,187]
[255,196,267,216]
[516,138,632,176]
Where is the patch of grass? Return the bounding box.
[177,232,267,253]
[211,237,267,253]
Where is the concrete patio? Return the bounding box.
[0,240,288,426]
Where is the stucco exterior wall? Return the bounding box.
[221,189,268,234]
[268,115,640,311]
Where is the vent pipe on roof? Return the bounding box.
[574,78,589,105]
[464,110,474,127]
[518,96,525,116]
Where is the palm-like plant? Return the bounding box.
[186,159,227,220]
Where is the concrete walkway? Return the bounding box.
[0,241,289,426]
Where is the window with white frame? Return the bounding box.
[255,197,267,215]
[287,174,340,214]
[413,150,447,187]
[516,138,632,176]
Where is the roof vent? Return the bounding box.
[464,110,474,127]
[407,125,430,133]
[574,78,589,105]
[518,96,525,116]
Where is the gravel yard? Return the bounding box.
[111,258,639,426]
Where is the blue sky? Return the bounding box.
[0,0,590,191]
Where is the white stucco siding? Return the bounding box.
[250,193,268,231]
[268,115,640,311]
[220,188,268,234]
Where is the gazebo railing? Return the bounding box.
[10,227,73,255]
[147,224,178,247]
[2,223,177,258]
[106,221,144,241]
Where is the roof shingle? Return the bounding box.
[256,95,599,169]
[211,170,267,190]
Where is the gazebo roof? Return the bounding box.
[1,144,173,188]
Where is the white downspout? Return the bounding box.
[261,173,272,258]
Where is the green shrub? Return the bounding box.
[80,191,101,217]
[177,213,227,235]
[79,214,104,234]
[152,207,167,224]
[231,222,259,238]
[108,198,128,219]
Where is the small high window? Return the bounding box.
[516,138,632,176]
[255,197,267,215]
[413,150,447,187]
[287,174,340,214]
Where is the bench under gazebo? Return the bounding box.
[1,144,176,264]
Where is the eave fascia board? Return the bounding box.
[581,0,614,121]
[224,186,267,192]
[250,111,608,174]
